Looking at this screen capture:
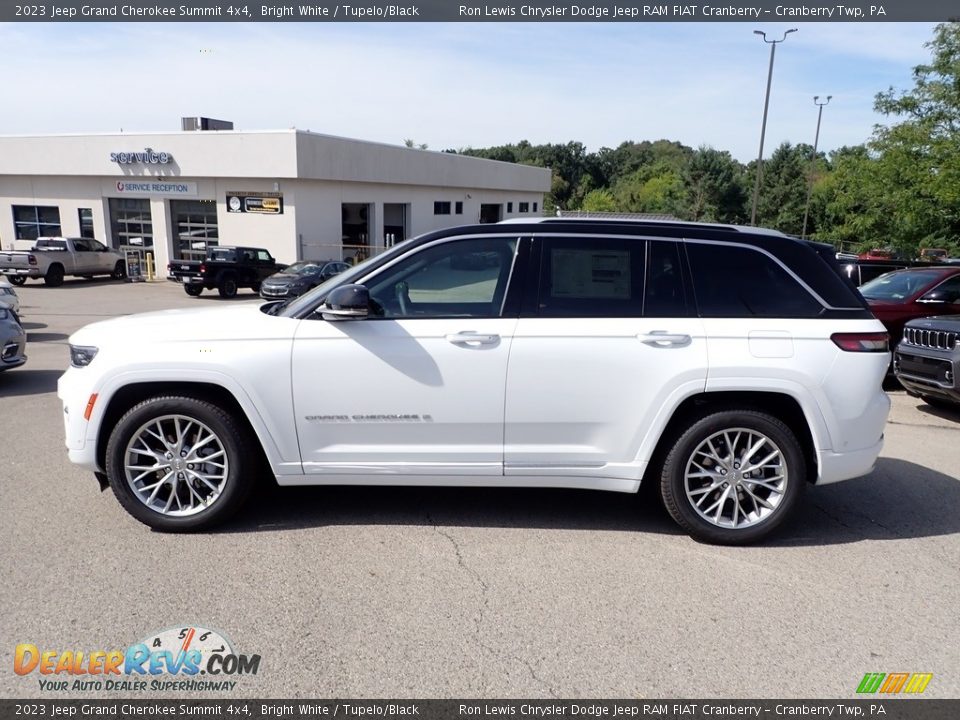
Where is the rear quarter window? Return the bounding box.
[686,242,823,318]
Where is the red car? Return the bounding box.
[860,267,960,346]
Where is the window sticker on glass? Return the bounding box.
[550,249,631,299]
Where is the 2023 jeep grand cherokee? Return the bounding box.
[58,219,891,544]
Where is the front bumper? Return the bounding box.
[894,345,959,403]
[260,285,295,299]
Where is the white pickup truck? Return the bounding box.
[1,237,126,287]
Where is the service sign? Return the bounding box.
[226,191,284,215]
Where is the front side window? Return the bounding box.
[366,237,518,319]
[687,242,823,318]
[71,238,92,252]
[13,205,61,240]
[920,275,960,303]
[536,237,644,317]
[257,250,272,262]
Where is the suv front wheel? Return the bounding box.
[660,410,805,545]
[105,396,257,531]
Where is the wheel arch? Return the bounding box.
[94,381,274,482]
[642,391,821,486]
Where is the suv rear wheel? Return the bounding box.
[660,409,805,545]
[217,274,238,298]
[105,396,257,531]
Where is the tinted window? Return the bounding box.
[537,237,644,317]
[687,242,822,318]
[921,275,960,303]
[72,239,92,252]
[645,241,688,317]
[366,237,517,318]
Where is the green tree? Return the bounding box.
[581,188,617,212]
[684,146,747,223]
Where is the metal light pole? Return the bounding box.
[750,28,797,226]
[801,95,831,239]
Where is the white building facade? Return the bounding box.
[0,130,551,271]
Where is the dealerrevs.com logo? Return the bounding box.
[14,626,260,692]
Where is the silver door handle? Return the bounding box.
[446,332,500,346]
[638,331,691,348]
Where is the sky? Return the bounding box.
[0,21,941,162]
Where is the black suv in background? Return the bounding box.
[895,316,960,410]
[839,259,936,286]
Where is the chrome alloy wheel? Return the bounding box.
[123,414,229,517]
[683,427,788,530]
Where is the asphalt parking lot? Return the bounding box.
[1,278,958,699]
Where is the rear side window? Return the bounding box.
[687,242,823,318]
[645,241,689,317]
[537,237,644,317]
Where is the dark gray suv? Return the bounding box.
[895,316,960,410]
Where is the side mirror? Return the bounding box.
[918,291,959,304]
[320,284,369,321]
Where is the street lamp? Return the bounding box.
[750,28,798,226]
[801,95,832,239]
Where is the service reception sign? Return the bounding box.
[113,180,198,197]
[227,191,284,214]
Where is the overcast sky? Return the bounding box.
[0,22,940,161]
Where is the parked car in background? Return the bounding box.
[895,315,960,410]
[167,246,284,298]
[917,247,948,263]
[839,259,935,286]
[858,248,896,261]
[0,277,20,315]
[259,260,350,300]
[0,237,127,287]
[60,218,890,545]
[0,306,26,371]
[860,267,960,348]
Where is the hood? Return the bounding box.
[264,273,311,284]
[68,302,289,346]
[905,315,960,331]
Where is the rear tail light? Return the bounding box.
[28,254,37,265]
[199,263,206,274]
[831,332,889,352]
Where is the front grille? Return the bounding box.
[260,286,288,297]
[903,327,958,351]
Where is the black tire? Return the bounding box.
[112,260,127,280]
[251,281,262,294]
[184,284,203,297]
[659,409,805,545]
[105,396,258,531]
[7,275,26,286]
[217,274,238,298]
[44,264,64,287]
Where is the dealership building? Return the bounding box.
[0,126,551,271]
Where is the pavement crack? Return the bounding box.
[426,514,558,698]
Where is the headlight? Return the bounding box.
[69,345,99,368]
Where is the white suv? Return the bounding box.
[58,220,891,544]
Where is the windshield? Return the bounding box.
[859,269,943,302]
[284,261,323,275]
[277,241,414,318]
